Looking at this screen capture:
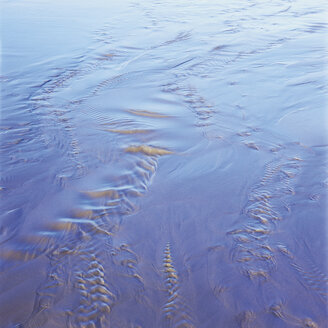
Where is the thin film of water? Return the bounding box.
[1,0,327,327]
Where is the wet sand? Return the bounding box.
[1,0,327,327]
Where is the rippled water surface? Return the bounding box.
[1,0,328,327]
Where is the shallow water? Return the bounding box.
[1,0,327,327]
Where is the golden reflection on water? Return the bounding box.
[125,145,174,156]
[127,109,170,118]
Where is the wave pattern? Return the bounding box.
[278,243,328,303]
[1,0,327,326]
[21,143,167,326]
[68,245,116,328]
[162,243,195,328]
[228,155,302,279]
[268,299,319,328]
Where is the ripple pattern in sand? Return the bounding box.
[161,242,195,328]
[228,155,302,279]
[21,138,170,327]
